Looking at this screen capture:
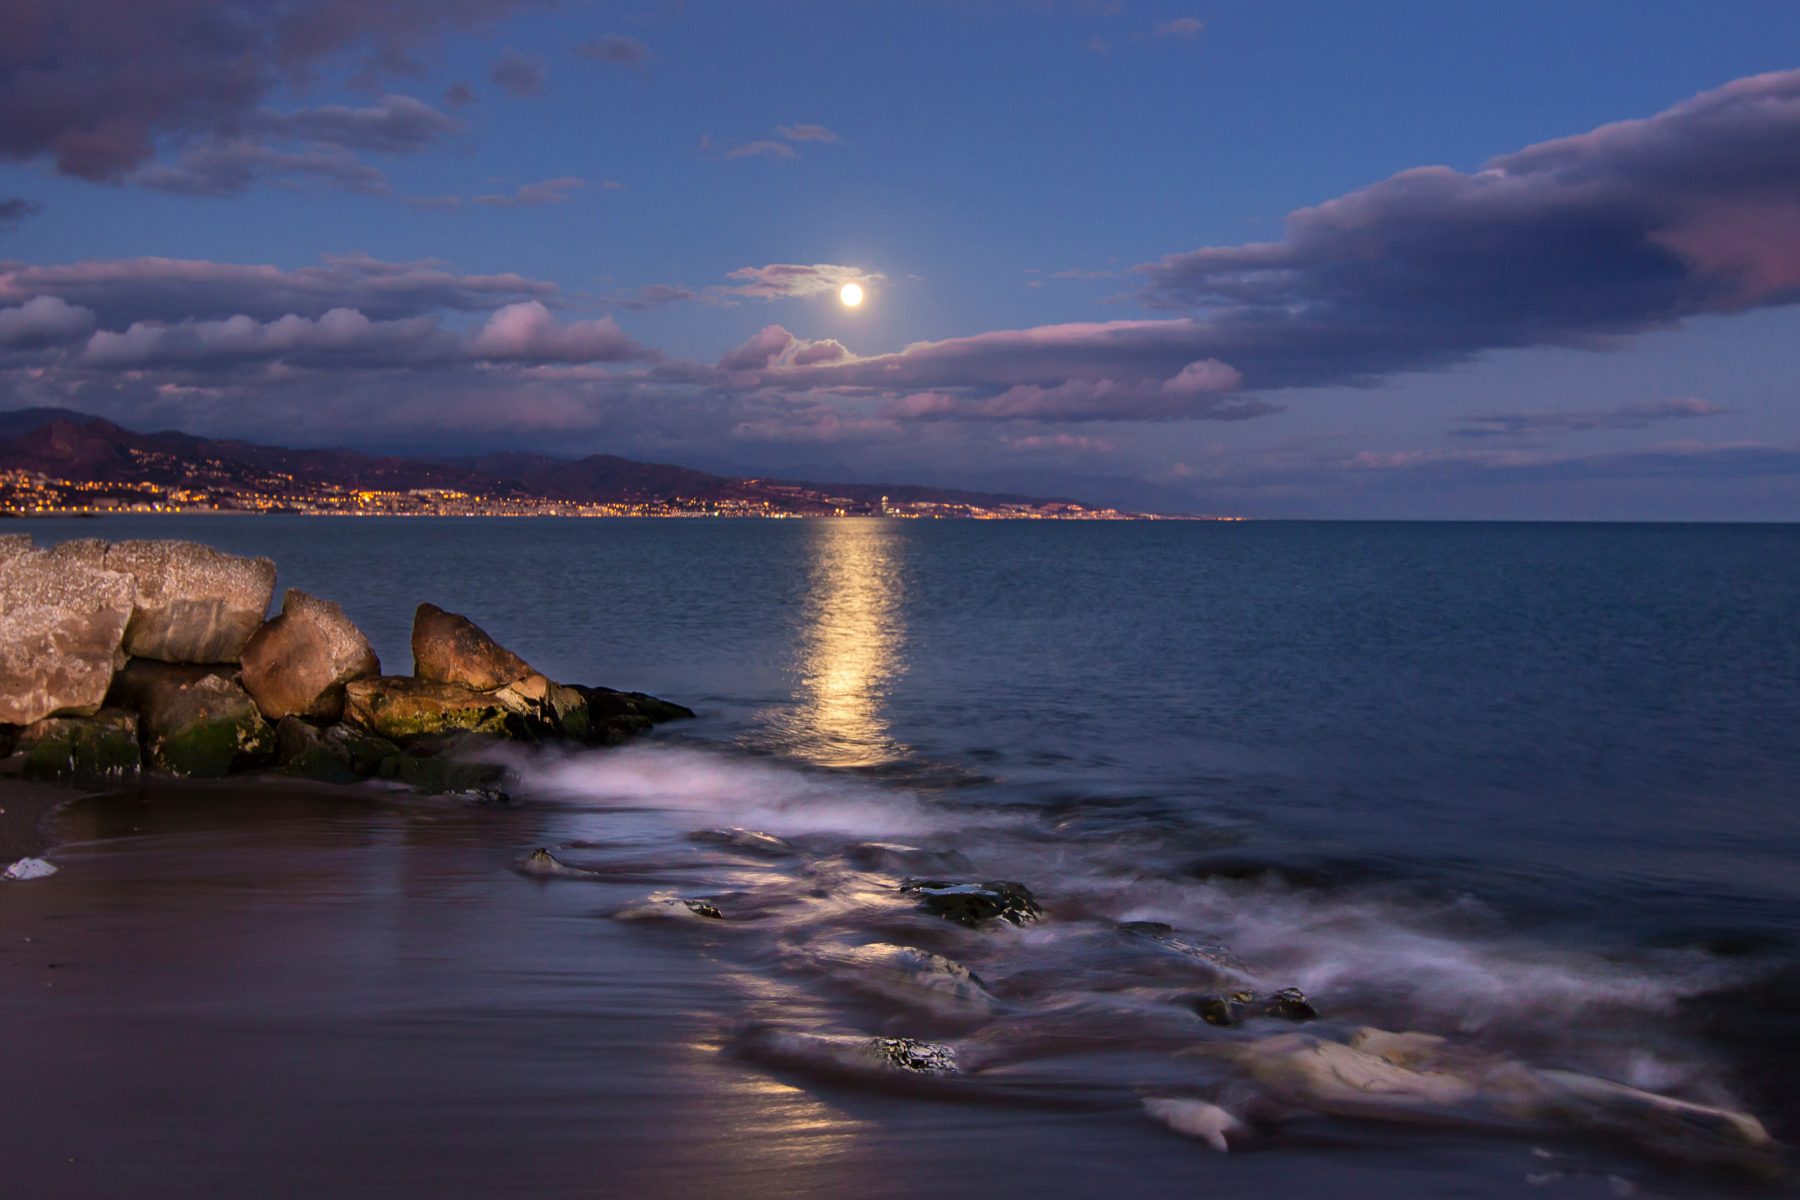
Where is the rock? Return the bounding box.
[106,657,235,714]
[0,533,32,563]
[104,540,275,664]
[343,676,517,741]
[240,590,380,722]
[1193,986,1317,1027]
[3,856,57,881]
[16,709,141,781]
[411,603,532,691]
[139,673,275,777]
[900,878,1042,927]
[573,685,696,741]
[744,1029,959,1077]
[0,540,135,724]
[274,716,399,784]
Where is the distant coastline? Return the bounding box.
[0,410,1241,521]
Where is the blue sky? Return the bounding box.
[4,0,1800,517]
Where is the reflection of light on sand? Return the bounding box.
[683,1037,871,1184]
[784,521,908,768]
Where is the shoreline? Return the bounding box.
[0,769,84,861]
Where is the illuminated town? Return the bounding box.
[0,467,1219,520]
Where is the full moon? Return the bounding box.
[839,282,864,307]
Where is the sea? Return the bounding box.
[2,516,1797,1199]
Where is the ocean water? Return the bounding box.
[3,516,1797,1198]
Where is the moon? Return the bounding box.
[839,282,864,308]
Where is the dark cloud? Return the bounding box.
[1133,69,1800,393]
[0,0,530,181]
[0,296,97,348]
[490,47,546,96]
[576,34,650,67]
[0,197,40,232]
[445,81,476,107]
[132,139,393,197]
[0,253,558,323]
[246,94,459,154]
[1451,398,1728,439]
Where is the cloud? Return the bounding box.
[1153,17,1204,38]
[0,296,97,348]
[0,0,531,181]
[246,94,460,155]
[1450,397,1729,438]
[576,35,651,67]
[720,263,882,300]
[444,82,476,107]
[724,140,796,161]
[472,176,588,208]
[0,197,39,232]
[777,123,842,144]
[82,308,446,368]
[468,301,650,363]
[1134,69,1800,393]
[490,47,547,96]
[0,253,558,323]
[132,139,393,197]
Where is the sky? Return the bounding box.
[3,0,1800,519]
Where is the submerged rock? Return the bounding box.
[104,540,274,664]
[139,673,275,777]
[617,891,726,921]
[518,847,601,877]
[411,602,533,691]
[0,540,135,725]
[16,708,141,781]
[804,942,1000,1013]
[900,877,1042,927]
[689,827,795,856]
[1118,920,1250,975]
[240,589,380,722]
[1223,1028,1778,1168]
[1193,986,1318,1027]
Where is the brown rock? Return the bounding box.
[0,533,33,564]
[0,540,136,725]
[104,540,276,664]
[240,589,380,722]
[411,603,533,691]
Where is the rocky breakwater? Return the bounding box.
[0,536,691,793]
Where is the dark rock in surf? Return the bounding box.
[274,716,399,783]
[1118,920,1250,974]
[900,878,1042,927]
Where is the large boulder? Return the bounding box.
[240,589,380,722]
[343,676,519,742]
[104,540,275,664]
[0,540,136,725]
[411,603,533,690]
[0,533,32,563]
[16,708,141,781]
[137,672,275,777]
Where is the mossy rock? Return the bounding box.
[18,709,142,782]
[275,717,400,783]
[153,709,276,778]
